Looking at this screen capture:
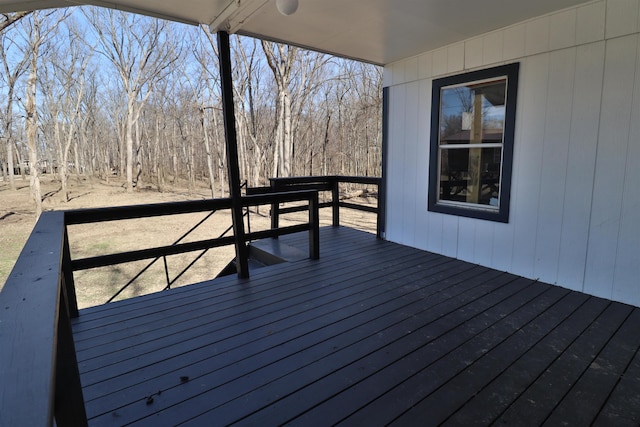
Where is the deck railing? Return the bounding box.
[247,175,383,238]
[0,189,319,427]
[0,211,87,427]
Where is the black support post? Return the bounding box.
[217,31,249,278]
[270,179,279,233]
[331,177,340,227]
[378,87,389,240]
[309,191,320,260]
[62,228,79,318]
[55,285,88,427]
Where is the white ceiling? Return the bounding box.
[0,0,594,65]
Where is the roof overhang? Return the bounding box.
[0,0,595,65]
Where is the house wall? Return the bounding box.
[383,0,640,306]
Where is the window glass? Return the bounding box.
[428,63,519,223]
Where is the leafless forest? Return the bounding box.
[0,9,383,215]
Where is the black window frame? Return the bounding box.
[428,62,519,223]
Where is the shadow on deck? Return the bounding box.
[72,226,640,426]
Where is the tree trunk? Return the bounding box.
[282,90,292,177]
[5,84,16,190]
[134,117,142,190]
[155,116,165,192]
[6,137,15,190]
[26,18,42,218]
[201,107,216,199]
[125,97,135,192]
[211,111,226,197]
[74,138,81,180]
[119,122,125,178]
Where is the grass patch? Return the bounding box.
[0,231,29,291]
[89,241,112,252]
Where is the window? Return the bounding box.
[428,63,519,223]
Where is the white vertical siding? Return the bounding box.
[465,38,484,70]
[557,42,606,291]
[384,0,640,306]
[510,53,548,280]
[550,9,577,50]
[584,36,637,298]
[384,85,405,241]
[456,217,475,262]
[432,48,448,76]
[576,1,606,43]
[473,220,494,266]
[503,25,526,61]
[614,39,640,302]
[525,16,551,56]
[584,34,638,298]
[447,43,465,73]
[605,0,639,39]
[533,49,575,283]
[414,80,431,251]
[402,81,420,248]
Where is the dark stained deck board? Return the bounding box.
[440,295,610,425]
[74,241,420,355]
[220,276,548,426]
[73,227,374,329]
[81,258,480,422]
[292,287,585,427]
[593,334,640,426]
[76,242,437,371]
[543,308,640,426]
[70,226,640,426]
[79,250,455,393]
[138,271,525,426]
[312,284,570,427]
[492,302,633,426]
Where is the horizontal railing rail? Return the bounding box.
[66,190,319,273]
[105,180,251,302]
[64,197,234,224]
[255,175,383,238]
[66,197,234,273]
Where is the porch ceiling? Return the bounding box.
[0,0,594,64]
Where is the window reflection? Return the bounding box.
[437,79,507,207]
[439,80,506,145]
[439,147,502,206]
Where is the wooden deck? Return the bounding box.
[71,226,640,426]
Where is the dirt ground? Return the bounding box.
[0,174,378,309]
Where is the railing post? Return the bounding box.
[62,227,79,318]
[270,180,280,235]
[55,284,88,426]
[375,179,383,239]
[218,30,249,278]
[379,87,389,240]
[309,191,320,260]
[331,177,340,227]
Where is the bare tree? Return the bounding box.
[0,11,32,33]
[261,41,331,178]
[24,12,43,216]
[234,36,269,187]
[23,10,68,217]
[41,18,92,201]
[0,21,30,190]
[261,41,298,178]
[199,26,228,196]
[181,27,220,198]
[0,9,383,205]
[25,12,43,216]
[85,7,180,192]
